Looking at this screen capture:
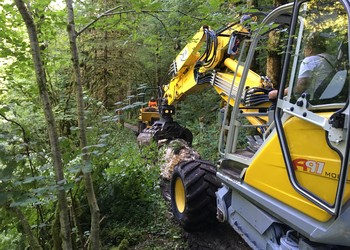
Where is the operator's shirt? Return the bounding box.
[298,53,334,99]
[148,101,157,107]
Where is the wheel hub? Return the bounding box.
[175,177,186,213]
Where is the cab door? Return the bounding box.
[275,0,350,216]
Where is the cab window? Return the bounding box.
[288,0,348,106]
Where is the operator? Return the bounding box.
[148,97,157,107]
[268,33,335,100]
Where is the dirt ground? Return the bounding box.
[184,221,250,250]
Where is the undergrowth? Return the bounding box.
[91,127,187,249]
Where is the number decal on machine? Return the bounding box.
[293,159,325,175]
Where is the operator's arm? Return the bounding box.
[267,77,310,100]
[268,88,288,99]
[268,77,310,100]
[293,56,313,95]
[294,77,310,95]
[269,56,313,99]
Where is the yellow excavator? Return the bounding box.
[138,0,350,249]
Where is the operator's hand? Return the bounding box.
[268,89,278,100]
[268,88,288,100]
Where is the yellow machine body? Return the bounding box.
[138,107,160,127]
[164,24,249,105]
[245,113,350,222]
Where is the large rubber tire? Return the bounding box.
[170,160,220,231]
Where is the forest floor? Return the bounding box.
[124,123,138,133]
[130,207,250,250]
[128,203,250,250]
[183,222,250,250]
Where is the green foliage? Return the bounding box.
[0,2,80,248]
[176,88,221,162]
[0,0,277,248]
[83,127,186,249]
[76,0,247,108]
[106,145,158,202]
[0,226,25,250]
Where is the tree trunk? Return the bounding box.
[51,204,62,250]
[14,1,73,249]
[267,0,289,87]
[266,29,282,86]
[65,1,101,249]
[103,30,108,106]
[6,205,42,250]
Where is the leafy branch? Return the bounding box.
[77,7,207,38]
[0,112,36,176]
[77,5,123,37]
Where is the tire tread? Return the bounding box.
[171,160,221,231]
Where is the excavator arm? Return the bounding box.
[163,23,247,105]
[163,22,264,106]
[137,19,274,145]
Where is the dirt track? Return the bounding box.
[185,222,250,250]
[124,123,138,133]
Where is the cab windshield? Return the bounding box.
[288,0,349,106]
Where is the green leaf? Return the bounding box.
[208,0,222,9]
[10,197,40,207]
[14,176,45,186]
[0,192,11,205]
[0,105,10,116]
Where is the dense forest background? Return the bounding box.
[0,0,288,249]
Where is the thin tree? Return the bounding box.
[266,0,289,85]
[14,0,73,249]
[65,0,100,248]
[6,206,42,250]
